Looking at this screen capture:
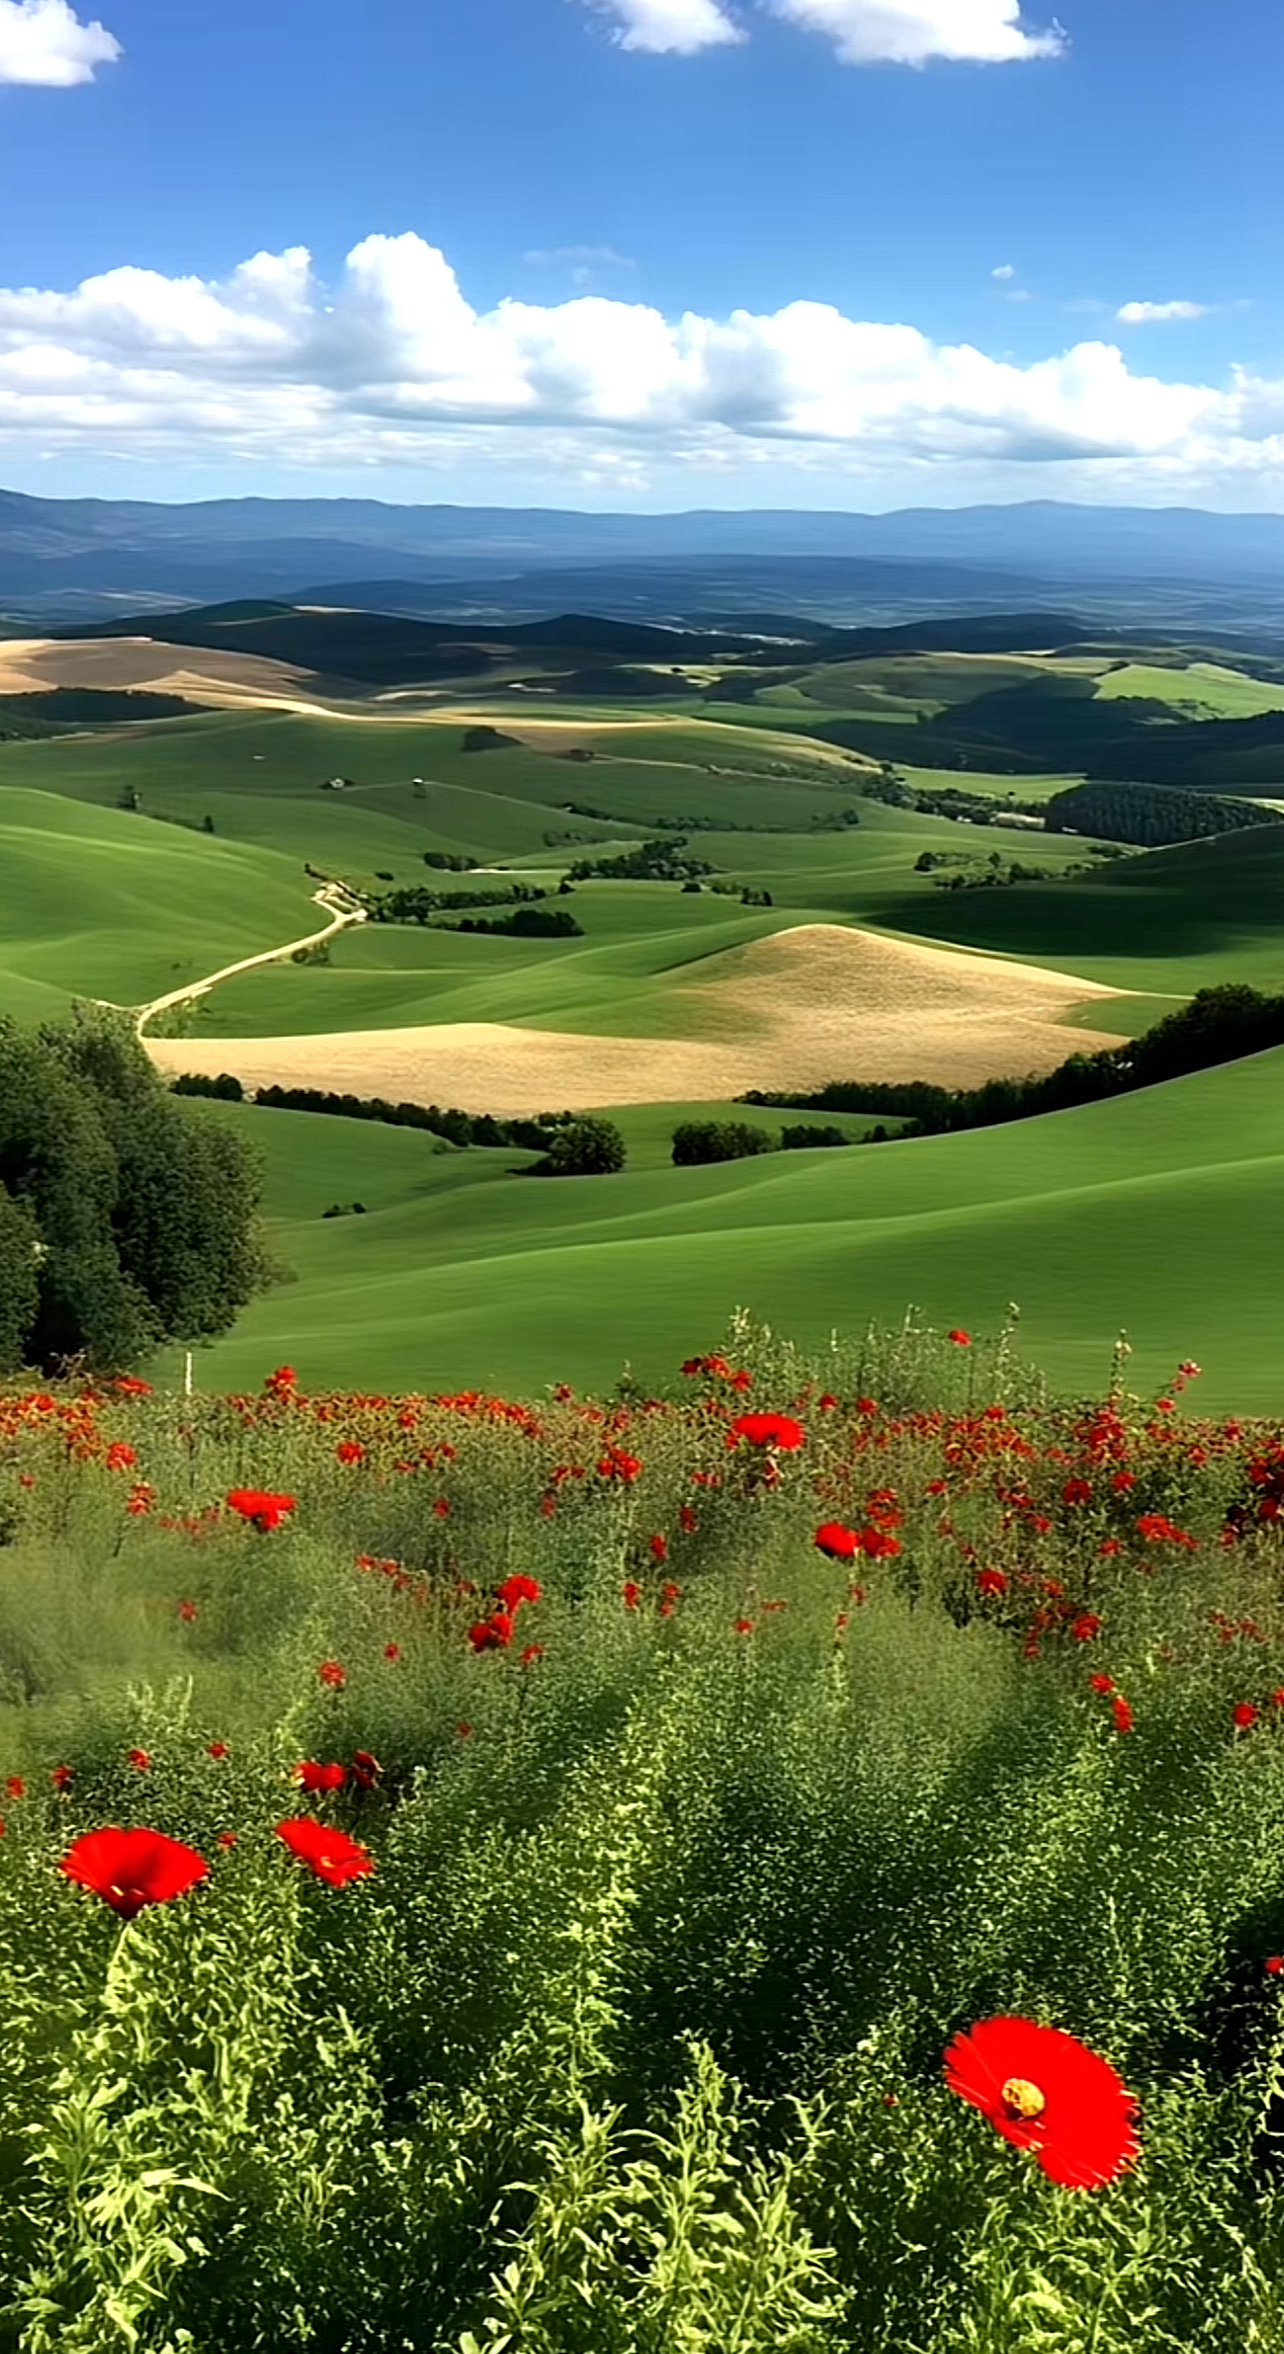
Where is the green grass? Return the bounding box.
[1095,660,1284,718]
[162,1047,1284,1413]
[0,787,317,1013]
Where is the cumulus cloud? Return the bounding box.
[0,0,119,84]
[1117,299,1208,324]
[585,0,744,53]
[763,1,1066,66]
[1,231,1280,500]
[992,263,1018,280]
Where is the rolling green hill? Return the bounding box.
[162,1048,1284,1413]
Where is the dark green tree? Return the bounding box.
[0,1182,41,1373]
[532,1117,627,1177]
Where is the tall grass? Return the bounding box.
[1,1318,1282,2350]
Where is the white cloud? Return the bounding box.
[2,231,1282,504]
[584,0,744,53]
[1117,299,1209,324]
[763,0,1065,65]
[0,0,119,84]
[992,263,1017,280]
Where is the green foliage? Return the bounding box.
[530,1116,628,1177]
[672,1121,779,1167]
[1046,781,1282,849]
[0,1012,265,1374]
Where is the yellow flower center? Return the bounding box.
[1000,2076,1046,2121]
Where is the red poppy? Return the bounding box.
[976,1569,1008,1598]
[227,1488,297,1532]
[944,2016,1140,2189]
[351,1750,382,1790]
[734,1617,755,1635]
[60,1826,210,1920]
[678,1505,698,1533]
[1233,1702,1260,1731]
[105,1442,138,1472]
[469,1612,515,1652]
[1089,1674,1114,1695]
[384,1642,402,1662]
[1111,1695,1134,1734]
[318,1661,347,1690]
[1071,1614,1102,1643]
[336,1440,365,1464]
[51,1763,73,1791]
[276,1816,374,1886]
[217,1831,238,1850]
[127,1748,151,1771]
[730,1413,804,1451]
[1266,1956,1283,1977]
[495,1574,542,1612]
[207,1741,229,1761]
[177,1599,198,1623]
[520,1643,544,1668]
[5,1775,25,1801]
[296,1761,347,1793]
[649,1534,668,1562]
[948,1329,972,1347]
[815,1522,860,1562]
[622,1581,643,1610]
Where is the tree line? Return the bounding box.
[740,985,1284,1141]
[1044,780,1283,848]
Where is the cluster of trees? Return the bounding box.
[741,985,1284,1143]
[366,882,552,925]
[672,1119,853,1166]
[445,906,584,938]
[1044,780,1283,848]
[524,1117,627,1177]
[172,1074,569,1154]
[422,851,480,872]
[566,838,716,884]
[0,1015,264,1374]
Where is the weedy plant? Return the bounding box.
[1,1318,1283,2350]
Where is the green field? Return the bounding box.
[158,1047,1284,1412]
[1095,660,1284,718]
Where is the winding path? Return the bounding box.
[135,886,366,1037]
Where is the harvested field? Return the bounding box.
[0,636,329,709]
[146,924,1128,1113]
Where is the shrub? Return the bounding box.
[672,1121,777,1167]
[529,1117,627,1177]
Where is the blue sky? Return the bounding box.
[1,0,1282,508]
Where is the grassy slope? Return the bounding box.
[0,787,318,1012]
[165,1049,1284,1414]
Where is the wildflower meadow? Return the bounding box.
[2,1311,1284,2352]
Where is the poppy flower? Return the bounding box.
[177,1600,198,1623]
[1266,1956,1283,1978]
[351,1750,382,1790]
[948,1330,972,1348]
[127,1748,151,1771]
[384,1642,402,1662]
[276,1816,374,1886]
[520,1643,544,1668]
[336,1440,365,1464]
[976,1570,1008,1598]
[51,1763,73,1791]
[469,1612,515,1652]
[944,2016,1140,2189]
[730,1413,804,1451]
[60,1826,210,1920]
[207,1741,229,1761]
[1233,1702,1260,1731]
[5,1776,25,1801]
[1089,1674,1114,1695]
[622,1581,643,1610]
[295,1761,347,1793]
[1071,1614,1102,1643]
[649,1534,668,1562]
[1111,1695,1134,1734]
[227,1488,297,1532]
[495,1574,542,1612]
[317,1661,347,1690]
[217,1832,238,1850]
[815,1522,860,1562]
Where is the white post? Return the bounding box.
[185,1350,193,1397]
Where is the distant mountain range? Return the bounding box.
[5,489,1284,632]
